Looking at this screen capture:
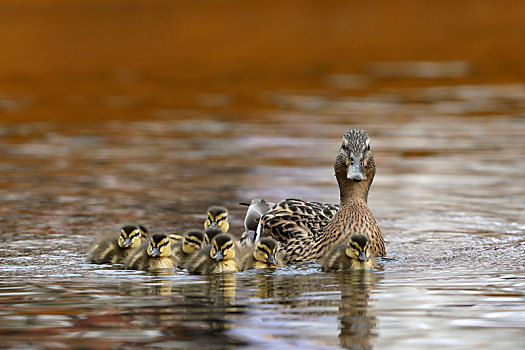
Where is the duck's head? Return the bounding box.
[147,234,172,258]
[210,234,235,261]
[118,225,148,249]
[182,230,207,255]
[204,206,229,233]
[345,235,371,262]
[334,128,376,202]
[253,237,279,266]
[205,227,223,243]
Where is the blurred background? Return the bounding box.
[2,0,525,122]
[1,1,524,349]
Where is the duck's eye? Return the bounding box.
[367,144,370,151]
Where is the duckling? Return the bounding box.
[186,234,240,275]
[257,128,385,264]
[240,237,284,270]
[204,206,229,233]
[239,199,275,246]
[321,235,376,272]
[124,233,178,271]
[88,225,148,264]
[167,232,184,246]
[205,227,223,243]
[172,229,208,268]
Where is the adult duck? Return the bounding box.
[257,128,385,264]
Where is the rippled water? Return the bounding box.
[1,91,524,349]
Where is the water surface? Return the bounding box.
[1,105,524,349]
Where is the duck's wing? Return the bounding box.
[258,199,339,243]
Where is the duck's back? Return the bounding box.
[258,199,339,263]
[259,199,339,241]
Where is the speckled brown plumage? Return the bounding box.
[258,128,385,264]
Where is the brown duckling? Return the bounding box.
[321,235,376,272]
[258,128,385,264]
[204,206,229,233]
[240,237,284,270]
[124,233,178,271]
[172,229,208,268]
[88,225,148,264]
[186,234,240,275]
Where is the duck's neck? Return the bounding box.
[335,168,374,206]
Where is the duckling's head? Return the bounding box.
[205,227,223,243]
[168,232,184,244]
[204,206,229,233]
[210,234,235,261]
[253,237,279,266]
[147,234,172,258]
[345,235,371,262]
[182,230,206,254]
[118,225,148,249]
[336,128,375,182]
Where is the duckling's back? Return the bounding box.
[186,245,214,275]
[321,244,351,272]
[171,242,193,269]
[239,254,273,271]
[88,235,127,264]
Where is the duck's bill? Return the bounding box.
[267,255,277,266]
[213,251,224,261]
[347,162,367,182]
[358,251,369,262]
[149,247,161,257]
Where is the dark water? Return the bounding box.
[1,85,524,349]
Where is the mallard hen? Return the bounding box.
[257,128,385,264]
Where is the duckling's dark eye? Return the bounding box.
[367,144,370,151]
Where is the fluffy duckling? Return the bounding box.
[204,206,229,233]
[167,232,184,246]
[239,199,275,246]
[88,225,148,264]
[124,233,177,271]
[321,235,376,272]
[172,230,208,268]
[240,237,284,270]
[205,227,223,243]
[186,234,240,275]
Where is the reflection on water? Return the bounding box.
[338,272,380,350]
